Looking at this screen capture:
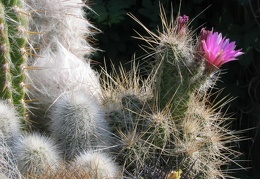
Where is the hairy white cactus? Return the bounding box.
[0,131,22,179]
[73,150,121,179]
[12,133,61,177]
[0,101,21,144]
[27,42,102,128]
[25,0,94,59]
[50,90,112,160]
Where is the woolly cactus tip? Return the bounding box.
[73,150,121,179]
[50,90,112,160]
[13,133,61,177]
[25,0,95,58]
[27,42,102,128]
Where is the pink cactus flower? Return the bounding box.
[200,28,244,68]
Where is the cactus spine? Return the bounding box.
[13,133,61,177]
[153,14,205,119]
[0,0,244,178]
[73,150,121,179]
[50,90,111,161]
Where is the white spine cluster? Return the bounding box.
[50,90,111,160]
[25,0,94,59]
[25,0,102,128]
[0,101,21,144]
[27,42,102,126]
[73,150,120,179]
[0,132,22,179]
[13,133,61,177]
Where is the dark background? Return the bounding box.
[87,0,260,178]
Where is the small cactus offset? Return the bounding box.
[50,90,112,161]
[0,0,245,178]
[13,133,61,177]
[73,150,121,178]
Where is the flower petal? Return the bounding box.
[200,28,244,68]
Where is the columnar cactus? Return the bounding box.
[0,2,13,102]
[131,12,206,119]
[153,14,203,114]
[0,0,29,123]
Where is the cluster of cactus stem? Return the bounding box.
[0,0,242,178]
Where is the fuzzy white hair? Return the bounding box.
[0,101,21,144]
[27,41,102,126]
[50,89,111,160]
[25,0,94,59]
[73,150,120,179]
[13,133,61,176]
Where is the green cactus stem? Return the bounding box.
[1,0,29,123]
[155,45,199,119]
[0,2,13,103]
[151,14,205,119]
[130,12,206,120]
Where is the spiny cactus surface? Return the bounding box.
[0,0,245,178]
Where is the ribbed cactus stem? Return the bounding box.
[154,15,205,119]
[1,0,28,122]
[0,2,13,103]
[156,49,195,119]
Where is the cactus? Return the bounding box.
[73,150,121,179]
[0,131,22,179]
[25,0,94,60]
[12,133,61,177]
[0,2,13,102]
[105,64,240,178]
[130,11,206,119]
[0,0,29,123]
[27,42,102,130]
[103,6,243,178]
[0,101,21,178]
[0,0,245,178]
[0,100,21,145]
[49,89,112,161]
